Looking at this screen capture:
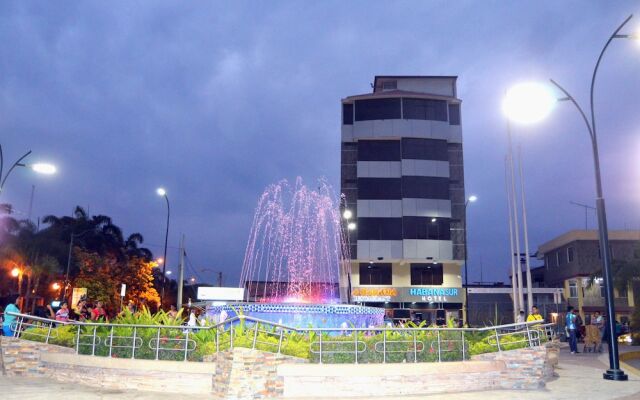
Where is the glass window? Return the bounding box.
[617,286,628,298]
[357,218,403,240]
[342,103,353,125]
[401,138,449,161]
[359,263,392,285]
[401,176,450,199]
[357,178,402,200]
[569,282,578,298]
[355,98,401,121]
[600,283,605,298]
[358,140,401,161]
[410,263,444,285]
[402,217,451,240]
[382,80,397,90]
[402,98,447,121]
[448,103,461,125]
[567,247,575,263]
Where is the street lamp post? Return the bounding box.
[0,145,56,196]
[157,188,170,307]
[463,195,477,326]
[504,14,634,382]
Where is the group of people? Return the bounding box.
[48,299,108,322]
[565,307,623,354]
[516,305,545,325]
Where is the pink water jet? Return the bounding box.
[240,178,351,303]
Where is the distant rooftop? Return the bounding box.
[538,230,640,255]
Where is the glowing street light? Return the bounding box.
[52,282,61,290]
[10,267,19,277]
[468,195,478,203]
[502,82,557,124]
[156,187,170,305]
[165,271,172,276]
[31,163,57,175]
[503,14,636,382]
[347,222,356,230]
[156,258,164,265]
[343,209,353,220]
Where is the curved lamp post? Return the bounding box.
[463,195,477,326]
[504,14,635,381]
[0,145,56,195]
[157,187,170,306]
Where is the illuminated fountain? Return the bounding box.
[207,178,384,328]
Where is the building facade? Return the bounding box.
[537,230,639,323]
[340,76,465,324]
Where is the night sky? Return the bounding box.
[2,1,639,286]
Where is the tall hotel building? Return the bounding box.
[341,76,466,323]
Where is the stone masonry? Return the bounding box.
[471,345,556,389]
[214,347,307,399]
[0,336,74,376]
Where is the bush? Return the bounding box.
[16,312,540,363]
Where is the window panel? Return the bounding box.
[358,140,401,161]
[448,103,461,125]
[354,98,401,121]
[357,178,402,200]
[410,263,444,285]
[567,247,575,263]
[402,217,451,240]
[357,218,403,240]
[402,98,447,121]
[342,103,354,125]
[359,263,392,285]
[401,176,450,199]
[401,138,449,161]
[569,282,578,298]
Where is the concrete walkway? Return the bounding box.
[1,346,640,399]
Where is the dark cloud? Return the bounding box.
[1,1,639,285]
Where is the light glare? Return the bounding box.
[31,163,56,175]
[343,209,353,219]
[10,268,19,277]
[468,195,478,203]
[156,187,166,196]
[503,82,557,124]
[347,222,356,230]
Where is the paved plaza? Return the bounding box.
[1,346,640,400]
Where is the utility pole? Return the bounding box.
[217,271,223,287]
[177,235,185,310]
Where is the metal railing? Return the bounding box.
[6,312,555,364]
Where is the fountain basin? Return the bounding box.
[206,303,384,329]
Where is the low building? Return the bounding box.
[537,230,639,323]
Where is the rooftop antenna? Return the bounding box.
[569,201,596,230]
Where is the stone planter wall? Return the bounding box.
[1,337,556,398]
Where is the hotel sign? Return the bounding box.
[352,287,463,303]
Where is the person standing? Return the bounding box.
[55,302,70,322]
[566,306,579,354]
[91,301,107,321]
[2,296,20,336]
[593,311,605,352]
[527,306,544,322]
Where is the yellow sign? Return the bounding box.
[352,288,397,297]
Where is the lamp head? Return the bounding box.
[347,222,357,230]
[468,195,478,203]
[503,82,556,124]
[156,187,166,197]
[31,163,57,175]
[343,209,353,220]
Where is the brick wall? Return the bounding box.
[1,336,556,398]
[471,344,557,389]
[0,336,74,376]
[214,347,307,399]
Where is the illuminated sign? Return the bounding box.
[352,288,397,297]
[409,288,458,297]
[351,286,463,303]
[197,287,245,301]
